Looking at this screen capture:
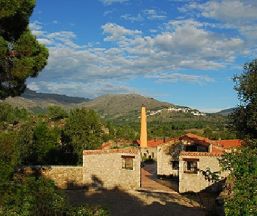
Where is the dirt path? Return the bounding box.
[66,188,205,216]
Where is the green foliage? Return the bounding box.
[230,59,257,139]
[0,174,109,216]
[115,125,138,140]
[0,102,28,124]
[220,59,257,215]
[0,0,35,39]
[199,167,220,183]
[63,108,104,164]
[0,131,19,186]
[67,205,109,216]
[33,121,60,164]
[0,176,67,216]
[0,0,48,99]
[220,146,257,216]
[18,121,60,165]
[47,106,68,120]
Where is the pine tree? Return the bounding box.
[0,0,48,99]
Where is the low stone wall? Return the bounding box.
[22,149,141,190]
[22,166,83,189]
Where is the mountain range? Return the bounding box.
[2,89,232,118]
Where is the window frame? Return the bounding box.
[121,155,135,170]
[183,158,199,174]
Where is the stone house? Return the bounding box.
[28,106,241,194]
[22,148,141,190]
[157,133,242,193]
[83,148,141,190]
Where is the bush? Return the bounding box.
[0,131,19,186]
[47,106,68,120]
[0,176,67,216]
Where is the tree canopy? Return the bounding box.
[63,108,104,164]
[221,59,257,216]
[230,59,257,139]
[0,0,48,99]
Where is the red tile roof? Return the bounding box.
[135,138,177,147]
[180,151,223,157]
[83,148,139,155]
[215,139,242,148]
[180,133,215,145]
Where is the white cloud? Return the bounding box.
[147,73,214,83]
[28,19,249,97]
[180,0,257,45]
[143,9,167,20]
[29,21,44,36]
[102,23,142,41]
[199,0,257,23]
[99,0,128,5]
[121,9,167,23]
[27,80,135,98]
[121,14,144,22]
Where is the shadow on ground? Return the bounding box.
[65,175,206,216]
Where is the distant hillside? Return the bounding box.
[22,89,90,104]
[216,108,235,116]
[78,94,174,119]
[3,90,207,119]
[3,89,90,113]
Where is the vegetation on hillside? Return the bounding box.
[220,59,257,216]
[0,1,108,214]
[0,104,110,215]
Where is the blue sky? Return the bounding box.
[28,0,257,112]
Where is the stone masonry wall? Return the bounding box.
[22,166,83,189]
[141,147,157,160]
[157,143,180,177]
[83,151,141,190]
[179,155,228,193]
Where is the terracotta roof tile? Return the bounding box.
[215,139,242,148]
[180,133,215,145]
[135,138,177,147]
[180,151,223,157]
[212,145,225,154]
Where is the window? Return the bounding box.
[122,155,134,170]
[172,161,179,170]
[183,159,199,174]
[185,144,208,152]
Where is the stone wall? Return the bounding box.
[83,149,141,190]
[179,155,228,193]
[141,147,157,160]
[157,143,180,177]
[22,166,83,189]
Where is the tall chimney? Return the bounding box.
[140,105,147,148]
